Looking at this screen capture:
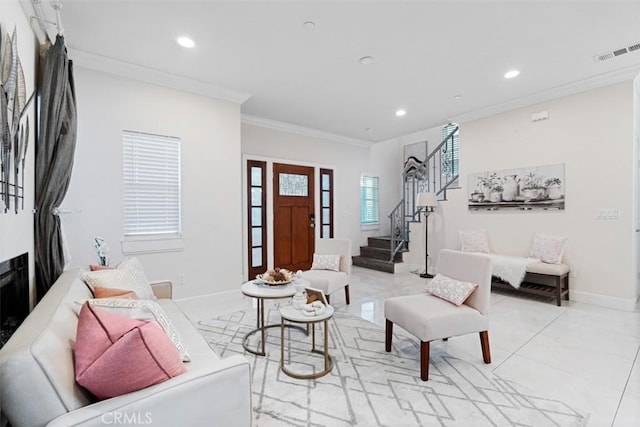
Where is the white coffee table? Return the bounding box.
[279,304,335,379]
[240,279,307,356]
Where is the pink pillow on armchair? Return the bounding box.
[74,302,185,400]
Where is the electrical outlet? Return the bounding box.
[569,268,578,278]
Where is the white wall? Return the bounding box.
[426,82,635,308]
[241,124,399,269]
[0,0,36,307]
[62,67,243,298]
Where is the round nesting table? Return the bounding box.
[240,280,307,356]
[279,304,335,379]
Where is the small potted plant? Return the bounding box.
[545,177,562,199]
[520,173,546,201]
[490,184,504,202]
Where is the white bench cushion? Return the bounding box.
[526,261,570,276]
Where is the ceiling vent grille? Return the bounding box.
[594,42,640,63]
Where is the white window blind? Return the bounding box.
[441,123,459,177]
[123,131,181,237]
[360,175,379,225]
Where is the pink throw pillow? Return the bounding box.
[90,265,114,271]
[74,302,185,400]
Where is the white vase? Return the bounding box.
[490,191,502,203]
[292,284,307,309]
[547,185,562,200]
[502,175,518,201]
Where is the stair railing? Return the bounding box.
[388,199,406,261]
[388,125,460,261]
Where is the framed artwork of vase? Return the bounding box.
[468,163,565,211]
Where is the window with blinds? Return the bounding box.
[122,131,181,237]
[441,123,459,177]
[360,175,379,225]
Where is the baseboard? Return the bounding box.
[175,288,242,304]
[570,290,637,312]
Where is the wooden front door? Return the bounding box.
[273,163,315,271]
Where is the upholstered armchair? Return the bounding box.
[384,249,493,381]
[300,238,352,305]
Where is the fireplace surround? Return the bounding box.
[0,252,29,348]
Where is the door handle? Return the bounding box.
[310,213,315,228]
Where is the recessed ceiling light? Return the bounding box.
[365,128,372,132]
[177,36,195,49]
[359,56,375,65]
[504,69,520,79]
[303,21,315,30]
[453,94,463,100]
[396,109,406,117]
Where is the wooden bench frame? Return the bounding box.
[492,271,569,306]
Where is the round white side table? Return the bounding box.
[240,280,306,356]
[279,304,335,379]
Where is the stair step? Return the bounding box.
[360,246,403,262]
[352,256,395,273]
[367,236,392,249]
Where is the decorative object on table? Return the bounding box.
[93,237,109,266]
[468,163,565,211]
[416,192,438,278]
[0,26,34,214]
[256,268,294,285]
[302,300,326,317]
[291,283,307,309]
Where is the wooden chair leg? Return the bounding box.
[385,319,393,352]
[564,275,570,301]
[420,341,430,381]
[479,331,491,364]
[344,285,350,305]
[326,294,331,304]
[555,276,562,306]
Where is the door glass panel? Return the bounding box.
[251,167,262,186]
[279,173,308,196]
[323,208,330,223]
[251,207,262,226]
[252,227,262,246]
[322,192,330,207]
[322,174,330,190]
[251,248,262,267]
[251,188,262,206]
[323,225,330,237]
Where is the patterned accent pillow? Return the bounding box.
[424,273,478,306]
[93,287,138,299]
[530,233,567,264]
[75,303,185,400]
[311,254,341,271]
[82,257,156,300]
[458,229,491,253]
[76,298,191,362]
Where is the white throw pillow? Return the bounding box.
[424,273,478,306]
[75,298,190,362]
[82,257,156,300]
[530,233,567,264]
[458,229,491,253]
[311,254,341,272]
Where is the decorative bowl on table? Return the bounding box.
[255,268,294,286]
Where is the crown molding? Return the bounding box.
[69,49,252,105]
[241,114,375,149]
[450,64,640,126]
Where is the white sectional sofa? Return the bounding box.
[0,269,252,427]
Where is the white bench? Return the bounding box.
[491,260,570,306]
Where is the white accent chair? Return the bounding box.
[384,249,492,381]
[300,238,352,305]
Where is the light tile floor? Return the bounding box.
[178,266,640,427]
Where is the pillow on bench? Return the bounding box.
[530,233,567,264]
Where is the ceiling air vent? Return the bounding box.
[594,42,640,63]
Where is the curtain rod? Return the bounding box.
[30,0,64,44]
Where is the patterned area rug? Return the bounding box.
[197,306,586,427]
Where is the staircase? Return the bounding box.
[354,125,459,273]
[352,236,405,273]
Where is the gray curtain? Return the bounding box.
[35,35,77,302]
